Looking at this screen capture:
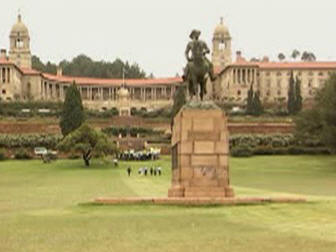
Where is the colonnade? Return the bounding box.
[232,67,257,85]
[40,81,177,102]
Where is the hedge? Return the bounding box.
[0,134,62,149]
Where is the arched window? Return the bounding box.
[16,38,24,48]
[219,40,226,50]
[237,90,241,96]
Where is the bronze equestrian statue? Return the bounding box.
[183,29,216,101]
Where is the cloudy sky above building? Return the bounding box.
[1,0,336,77]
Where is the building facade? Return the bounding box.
[0,15,182,114]
[1,15,336,111]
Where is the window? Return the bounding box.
[2,89,6,94]
[308,71,314,76]
[276,72,282,76]
[277,90,281,96]
[266,90,271,96]
[277,80,281,88]
[266,79,271,88]
[7,68,10,83]
[318,72,324,76]
[16,39,24,48]
[219,40,225,50]
[265,72,271,77]
[237,90,241,96]
[2,68,5,83]
[308,80,313,88]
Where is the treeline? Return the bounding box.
[32,54,148,79]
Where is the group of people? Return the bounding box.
[126,166,162,176]
[119,151,160,161]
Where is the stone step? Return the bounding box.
[186,187,226,193]
[190,178,219,187]
[185,187,227,197]
[184,191,226,198]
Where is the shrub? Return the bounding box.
[0,149,7,161]
[0,101,62,117]
[252,146,288,155]
[231,145,253,157]
[14,149,33,160]
[288,146,331,155]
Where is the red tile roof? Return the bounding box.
[42,73,183,86]
[0,58,14,65]
[20,68,41,75]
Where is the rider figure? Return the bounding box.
[183,29,216,82]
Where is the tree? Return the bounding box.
[250,57,260,62]
[57,124,116,167]
[246,84,263,116]
[294,76,303,113]
[33,54,147,79]
[301,51,316,62]
[246,84,254,114]
[278,53,286,62]
[295,73,336,152]
[291,49,300,61]
[171,85,186,128]
[252,91,263,116]
[287,71,296,114]
[59,82,85,136]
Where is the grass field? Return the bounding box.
[0,155,336,252]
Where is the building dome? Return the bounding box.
[214,17,230,37]
[10,15,29,36]
[118,86,130,99]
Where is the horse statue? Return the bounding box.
[183,29,216,101]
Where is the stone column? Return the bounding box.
[60,85,64,100]
[7,68,10,83]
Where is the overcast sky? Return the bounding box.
[1,0,336,77]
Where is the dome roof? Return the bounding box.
[214,17,230,36]
[118,86,130,98]
[10,15,29,36]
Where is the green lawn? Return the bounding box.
[0,156,336,252]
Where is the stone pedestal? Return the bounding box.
[168,105,234,198]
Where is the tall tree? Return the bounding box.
[171,85,186,128]
[287,71,296,114]
[294,76,303,113]
[57,124,116,167]
[295,73,336,152]
[246,84,254,114]
[59,82,85,136]
[252,91,263,116]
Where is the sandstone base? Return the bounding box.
[169,105,234,198]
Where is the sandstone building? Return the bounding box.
[1,15,336,112]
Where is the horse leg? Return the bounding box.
[191,75,198,101]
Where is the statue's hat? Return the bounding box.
[189,29,201,39]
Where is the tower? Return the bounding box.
[212,17,232,70]
[9,14,32,69]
